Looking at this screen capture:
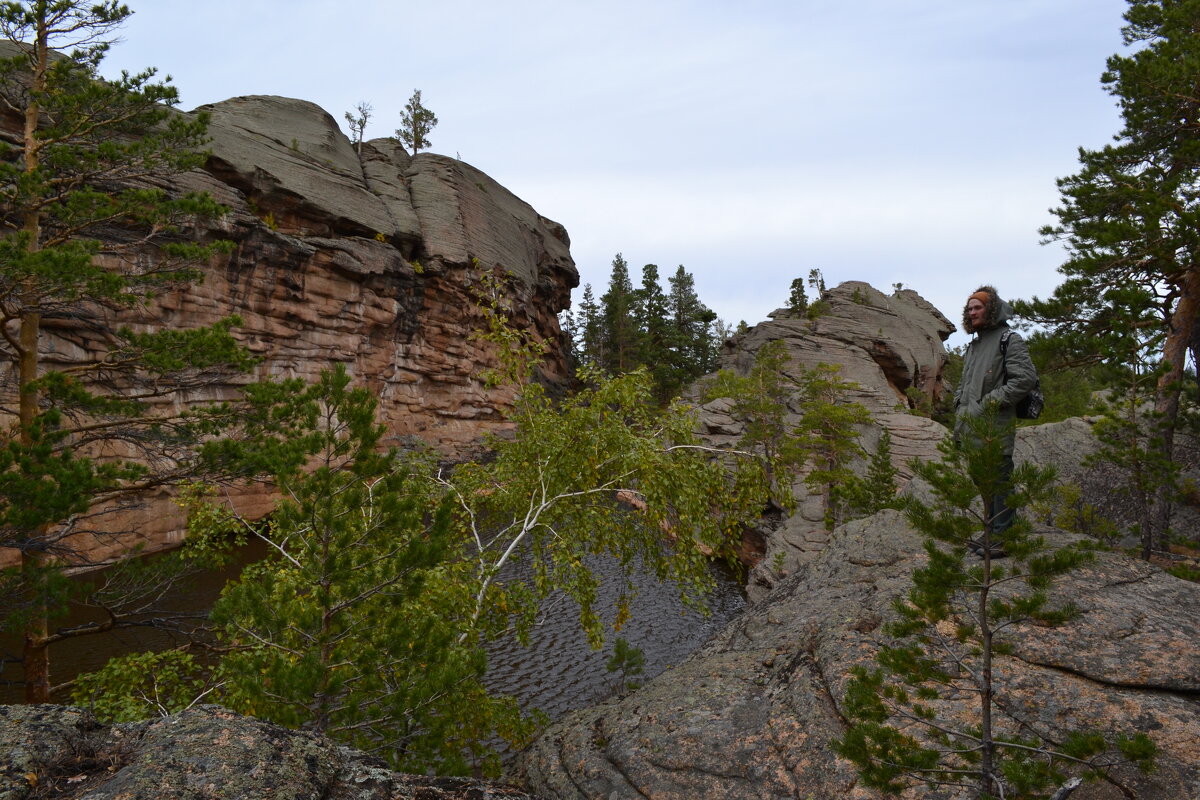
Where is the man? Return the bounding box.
[953,286,1038,546]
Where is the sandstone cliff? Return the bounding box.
[0,94,577,564]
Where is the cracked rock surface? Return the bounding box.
[517,510,1200,799]
[0,705,544,800]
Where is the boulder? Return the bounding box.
[0,704,544,800]
[517,511,1200,799]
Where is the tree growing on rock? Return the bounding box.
[1016,0,1200,556]
[79,266,770,774]
[0,0,247,702]
[834,413,1156,799]
[395,88,437,155]
[343,100,372,154]
[791,362,871,528]
[787,277,808,315]
[703,339,870,520]
[205,366,535,776]
[845,427,900,517]
[703,340,805,511]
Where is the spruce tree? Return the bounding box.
[576,282,603,366]
[600,252,637,373]
[634,263,673,400]
[0,0,246,702]
[667,264,718,379]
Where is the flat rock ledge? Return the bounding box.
[517,510,1200,800]
[0,704,545,800]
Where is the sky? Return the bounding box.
[102,1,1132,348]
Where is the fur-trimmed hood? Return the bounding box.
[962,285,1013,335]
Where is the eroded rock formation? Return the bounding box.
[692,281,954,598]
[0,94,577,564]
[184,94,576,453]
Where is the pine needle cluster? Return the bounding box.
[834,413,1156,799]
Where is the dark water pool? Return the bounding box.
[1,546,746,724]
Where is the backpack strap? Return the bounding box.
[999,329,1024,404]
[999,329,1012,379]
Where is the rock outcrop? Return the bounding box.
[520,286,1200,799]
[518,511,1200,800]
[692,281,954,598]
[0,94,577,563]
[1017,416,1200,548]
[0,704,545,800]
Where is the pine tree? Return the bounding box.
[703,341,869,518]
[0,0,246,702]
[1087,363,1181,559]
[834,413,1155,798]
[807,267,827,297]
[1017,0,1200,554]
[791,363,871,528]
[558,306,578,363]
[395,88,437,155]
[208,367,534,776]
[343,100,372,155]
[634,263,674,400]
[847,428,900,516]
[576,282,603,366]
[788,277,808,315]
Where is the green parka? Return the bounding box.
[953,291,1037,453]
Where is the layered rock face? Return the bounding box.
[0,704,546,800]
[520,286,1200,799]
[0,95,577,563]
[188,95,575,451]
